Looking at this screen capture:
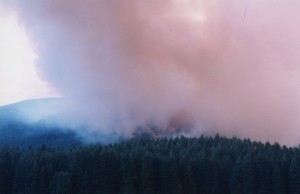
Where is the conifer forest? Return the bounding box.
[1,135,299,194]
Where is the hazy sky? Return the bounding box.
[0,4,58,105]
[1,0,300,145]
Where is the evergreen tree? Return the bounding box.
[160,158,182,194]
[241,153,256,194]
[272,165,285,194]
[140,155,155,194]
[230,156,243,194]
[289,152,300,194]
[50,171,72,194]
[178,163,196,194]
[0,150,13,194]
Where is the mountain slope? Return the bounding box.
[0,98,64,124]
[0,98,82,147]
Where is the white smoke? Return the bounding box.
[3,0,300,145]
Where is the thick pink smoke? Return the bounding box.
[5,0,300,145]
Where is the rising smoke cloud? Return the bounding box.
[4,0,300,145]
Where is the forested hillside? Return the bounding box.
[0,123,82,147]
[0,135,299,194]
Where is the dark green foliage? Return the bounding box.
[0,135,300,193]
[50,171,72,194]
[288,152,300,194]
[0,150,13,194]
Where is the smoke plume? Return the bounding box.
[4,0,300,145]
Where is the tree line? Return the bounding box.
[1,135,300,194]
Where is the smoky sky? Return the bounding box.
[4,0,300,145]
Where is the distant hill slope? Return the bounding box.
[0,98,82,147]
[0,123,82,147]
[0,98,125,147]
[0,98,64,124]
